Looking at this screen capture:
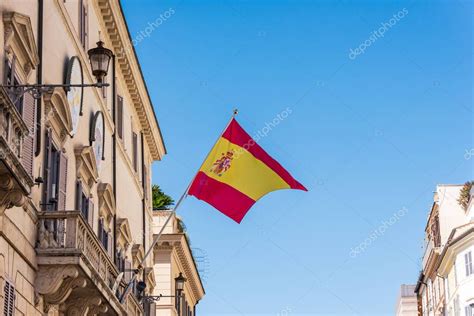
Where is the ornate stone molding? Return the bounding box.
[66,296,108,316]
[3,11,39,80]
[74,146,99,186]
[117,217,133,250]
[0,173,28,215]
[132,243,144,268]
[35,265,87,313]
[43,87,73,144]
[97,182,115,220]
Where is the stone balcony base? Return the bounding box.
[35,211,142,315]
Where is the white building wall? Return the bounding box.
[437,185,466,245]
[444,245,474,314]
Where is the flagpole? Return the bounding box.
[119,109,238,303]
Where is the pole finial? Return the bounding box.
[233,108,239,116]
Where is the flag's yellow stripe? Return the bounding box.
[200,137,290,201]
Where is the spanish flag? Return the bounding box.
[189,118,307,223]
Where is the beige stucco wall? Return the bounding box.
[152,212,204,316]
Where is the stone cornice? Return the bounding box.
[95,0,166,161]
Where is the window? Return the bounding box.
[466,251,473,277]
[76,181,93,225]
[4,57,23,113]
[43,130,64,212]
[432,215,441,247]
[3,280,15,316]
[81,192,89,218]
[79,0,88,49]
[98,217,108,250]
[50,146,60,205]
[132,131,138,172]
[465,304,474,316]
[143,166,148,201]
[117,95,124,139]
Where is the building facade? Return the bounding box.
[396,284,418,316]
[0,0,167,315]
[151,211,205,316]
[414,184,474,316]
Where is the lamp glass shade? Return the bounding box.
[175,273,186,291]
[87,41,113,83]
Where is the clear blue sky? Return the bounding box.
[122,1,472,314]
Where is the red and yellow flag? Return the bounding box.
[188,118,307,223]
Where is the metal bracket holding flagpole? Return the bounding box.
[119,109,238,304]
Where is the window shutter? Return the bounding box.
[143,166,148,200]
[57,152,68,211]
[35,93,41,157]
[21,91,35,177]
[107,232,113,257]
[117,96,123,139]
[88,198,94,227]
[104,231,108,251]
[132,132,138,172]
[98,217,103,240]
[75,181,83,212]
[3,280,15,316]
[43,129,53,210]
[181,293,186,316]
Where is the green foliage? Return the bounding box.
[152,185,174,210]
[458,181,474,211]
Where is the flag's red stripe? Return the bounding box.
[222,119,307,191]
[188,171,255,223]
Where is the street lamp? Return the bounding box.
[87,40,113,84]
[1,41,113,100]
[175,273,186,294]
[138,273,187,316]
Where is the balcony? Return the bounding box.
[0,86,34,212]
[422,239,441,272]
[35,211,142,315]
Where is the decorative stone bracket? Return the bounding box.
[35,266,87,313]
[0,173,27,215]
